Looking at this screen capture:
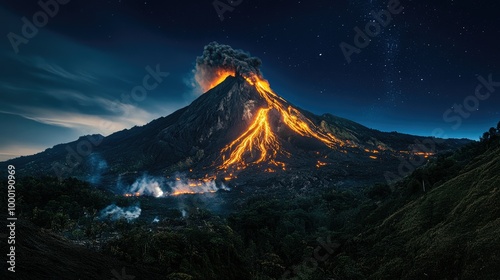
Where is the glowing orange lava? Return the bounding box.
[124,192,141,197]
[206,69,236,91]
[221,107,283,169]
[170,190,217,196]
[215,72,351,171]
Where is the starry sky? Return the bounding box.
[1,0,499,161]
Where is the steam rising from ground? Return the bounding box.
[120,173,229,197]
[129,175,164,197]
[86,153,108,185]
[194,41,263,92]
[99,204,141,222]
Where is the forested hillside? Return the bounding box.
[2,126,499,279]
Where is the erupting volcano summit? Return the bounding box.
[3,42,468,188]
[193,42,357,174]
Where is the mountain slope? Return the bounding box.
[330,138,500,279]
[0,213,164,280]
[1,75,470,190]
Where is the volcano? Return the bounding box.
[3,73,469,191]
[157,73,358,175]
[2,42,471,190]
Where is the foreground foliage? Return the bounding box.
[1,132,499,279]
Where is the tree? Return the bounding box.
[482,132,490,142]
[489,127,497,137]
[497,121,500,132]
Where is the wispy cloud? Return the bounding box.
[0,102,157,135]
[33,58,99,83]
[0,49,169,135]
[0,12,191,160]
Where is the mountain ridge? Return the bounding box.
[1,75,471,190]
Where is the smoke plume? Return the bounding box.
[118,173,228,197]
[195,41,263,92]
[129,175,164,197]
[99,204,141,222]
[86,153,108,185]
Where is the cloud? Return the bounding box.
[0,7,201,162]
[196,41,262,78]
[0,53,165,136]
[0,105,155,136]
[193,41,263,92]
[10,55,100,84]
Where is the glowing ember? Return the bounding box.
[413,151,435,158]
[123,192,141,197]
[316,161,328,168]
[171,190,217,196]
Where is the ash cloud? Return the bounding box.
[194,42,263,92]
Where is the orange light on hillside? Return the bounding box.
[316,161,327,168]
[123,192,141,197]
[206,69,236,92]
[218,74,355,171]
[171,190,217,196]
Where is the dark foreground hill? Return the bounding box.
[1,132,498,279]
[326,135,500,279]
[0,213,163,280]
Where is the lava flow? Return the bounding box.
[218,73,350,171]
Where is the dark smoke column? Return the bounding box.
[195,42,263,88]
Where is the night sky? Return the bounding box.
[1,0,499,161]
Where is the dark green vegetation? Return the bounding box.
[1,126,499,280]
[333,126,500,280]
[0,178,165,279]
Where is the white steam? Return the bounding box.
[129,175,164,197]
[99,204,141,222]
[120,173,229,197]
